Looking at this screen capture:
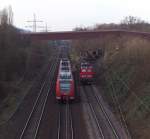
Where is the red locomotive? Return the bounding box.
[79,62,95,84]
[56,59,75,102]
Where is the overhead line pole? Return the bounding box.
[39,23,51,32]
[26,14,43,32]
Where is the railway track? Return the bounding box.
[91,86,120,139]
[81,87,104,139]
[108,74,132,139]
[82,86,122,139]
[57,102,74,139]
[19,56,59,139]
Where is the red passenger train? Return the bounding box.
[56,59,75,102]
[79,62,95,84]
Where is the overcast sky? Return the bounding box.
[0,0,149,31]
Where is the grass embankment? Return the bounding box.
[71,35,150,139]
[103,36,150,139]
[0,24,54,124]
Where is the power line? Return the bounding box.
[39,23,51,32]
[25,14,43,32]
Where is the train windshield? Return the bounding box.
[61,67,70,72]
[81,63,89,68]
[60,81,71,93]
[61,61,69,66]
[60,74,71,79]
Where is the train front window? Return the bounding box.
[60,81,71,93]
[60,74,71,79]
[61,67,69,72]
[81,63,89,68]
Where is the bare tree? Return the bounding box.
[0,6,13,26]
[8,6,13,25]
[0,8,8,25]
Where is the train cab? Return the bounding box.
[56,59,75,102]
[79,62,95,84]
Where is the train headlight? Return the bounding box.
[82,75,86,78]
[82,69,86,72]
[87,69,91,72]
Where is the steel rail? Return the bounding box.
[33,59,58,139]
[19,65,53,139]
[109,77,132,139]
[57,102,74,139]
[83,87,105,139]
[57,111,61,139]
[66,102,74,139]
[69,104,74,139]
[19,56,58,139]
[89,103,105,139]
[65,103,69,139]
[91,86,120,139]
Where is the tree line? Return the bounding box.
[0,7,52,100]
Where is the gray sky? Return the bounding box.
[0,0,149,31]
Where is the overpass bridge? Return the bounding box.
[22,30,150,40]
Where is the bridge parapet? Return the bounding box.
[22,30,150,40]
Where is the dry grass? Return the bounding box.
[0,81,32,124]
[103,36,150,139]
[71,34,150,139]
[0,25,53,124]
